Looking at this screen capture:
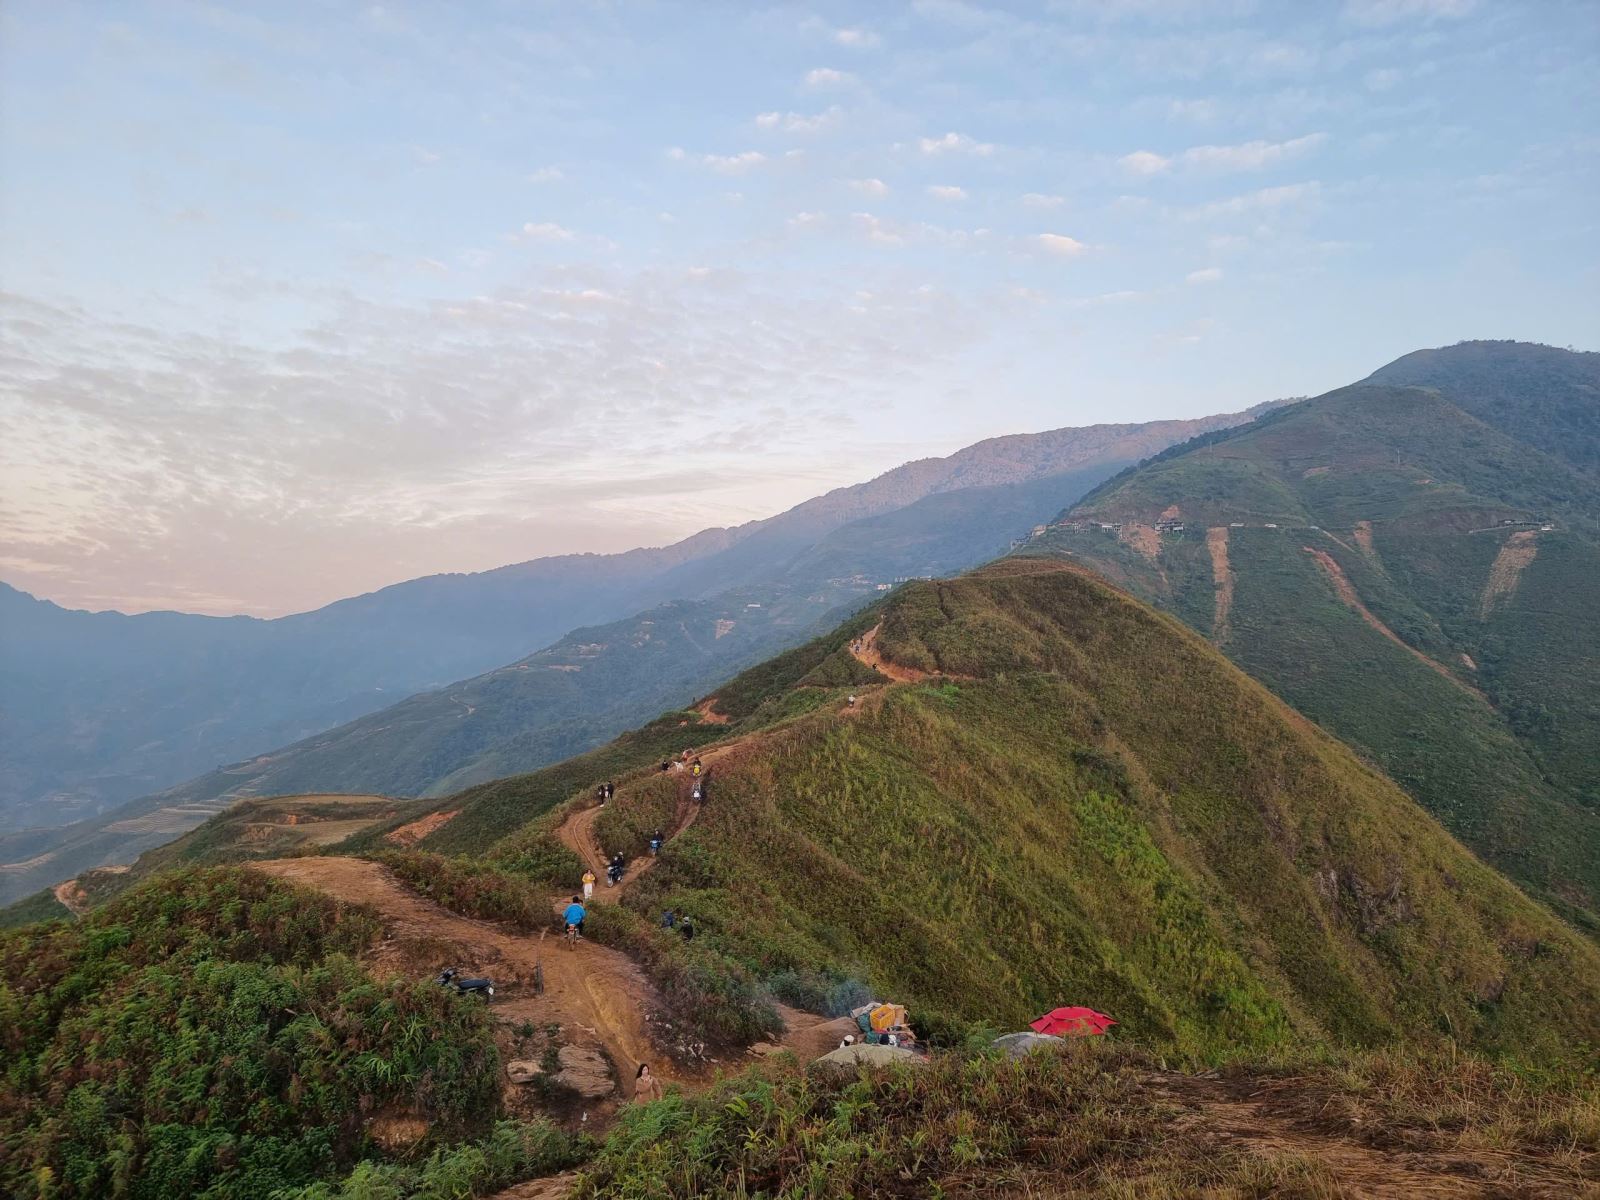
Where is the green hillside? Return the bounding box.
[9,558,1600,1198]
[1034,347,1600,928]
[593,561,1600,1067]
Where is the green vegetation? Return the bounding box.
[616,563,1600,1068]
[574,1042,1600,1199]
[1042,346,1600,927]
[279,1119,589,1200]
[0,888,69,929]
[0,868,503,1199]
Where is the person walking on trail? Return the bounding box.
[581,868,596,900]
[607,852,625,886]
[679,916,696,941]
[633,1063,664,1103]
[605,782,615,802]
[563,896,586,937]
[847,693,857,708]
[691,759,702,778]
[650,829,664,856]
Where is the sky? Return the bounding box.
[2,1,1596,617]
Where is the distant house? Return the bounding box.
[1264,523,1279,529]
[1229,522,1244,528]
[875,583,892,591]
[1154,519,1185,533]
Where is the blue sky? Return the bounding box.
[2,0,1596,615]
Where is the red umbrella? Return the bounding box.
[1030,1006,1116,1038]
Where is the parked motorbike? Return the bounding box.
[436,968,494,998]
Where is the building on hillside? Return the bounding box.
[1229,521,1244,528]
[1154,519,1185,533]
[1264,522,1279,529]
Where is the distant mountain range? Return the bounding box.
[1032,340,1600,930]
[0,405,1277,903]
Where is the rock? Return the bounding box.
[506,1059,542,1084]
[555,1044,615,1098]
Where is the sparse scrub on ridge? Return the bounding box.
[570,1040,1600,1199]
[0,868,503,1200]
[592,774,679,860]
[617,564,1600,1070]
[372,850,555,928]
[273,1119,591,1200]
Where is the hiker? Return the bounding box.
[581,868,596,900]
[650,829,664,855]
[596,783,607,806]
[605,782,615,802]
[679,916,695,941]
[691,758,702,777]
[563,896,586,937]
[607,852,625,886]
[634,1062,664,1103]
[660,760,671,773]
[661,909,677,929]
[847,693,856,708]
[691,782,702,804]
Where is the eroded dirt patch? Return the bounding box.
[385,809,460,847]
[1479,530,1537,619]
[1205,527,1234,639]
[1303,548,1480,698]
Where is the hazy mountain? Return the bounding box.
[0,404,1272,835]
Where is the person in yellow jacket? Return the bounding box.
[581,869,596,900]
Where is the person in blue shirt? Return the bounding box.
[563,896,586,937]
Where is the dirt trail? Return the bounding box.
[1151,1073,1534,1198]
[1479,530,1537,618]
[1302,548,1481,699]
[1204,527,1234,640]
[254,856,685,1092]
[1352,519,1377,557]
[851,623,931,683]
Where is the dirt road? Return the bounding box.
[254,856,684,1092]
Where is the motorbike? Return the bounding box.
[437,967,494,998]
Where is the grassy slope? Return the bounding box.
[1043,369,1600,927]
[602,562,1600,1068]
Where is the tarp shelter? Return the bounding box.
[813,1043,923,1071]
[1030,1007,1116,1038]
[992,1031,1064,1058]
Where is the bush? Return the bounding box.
[278,1119,591,1200]
[371,851,550,929]
[0,868,503,1200]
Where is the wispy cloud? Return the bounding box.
[1034,233,1088,257]
[1120,133,1325,175]
[916,131,995,156]
[755,107,842,135]
[668,147,768,174]
[518,221,575,241]
[1189,180,1321,218]
[834,26,880,48]
[803,67,854,88]
[1185,266,1223,284]
[1021,192,1064,208]
[848,177,890,197]
[1343,0,1475,26]
[927,184,968,201]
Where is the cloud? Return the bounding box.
[1119,149,1171,175]
[668,147,768,174]
[1189,180,1321,219]
[834,26,880,48]
[1343,0,1475,25]
[418,257,450,274]
[1185,266,1223,284]
[852,212,905,246]
[528,166,565,183]
[1120,134,1325,176]
[1034,233,1087,257]
[848,177,890,197]
[755,107,841,135]
[917,131,995,156]
[1182,133,1325,171]
[1021,192,1064,208]
[1168,97,1218,121]
[412,145,441,166]
[804,67,853,88]
[520,221,575,241]
[927,184,968,201]
[0,269,995,615]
